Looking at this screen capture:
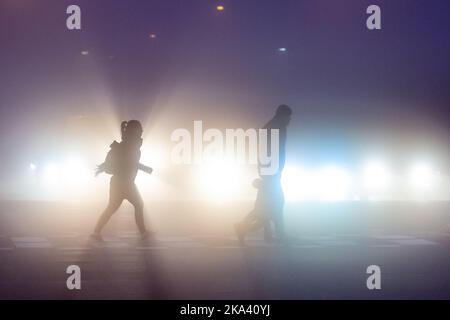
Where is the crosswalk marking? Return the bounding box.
[59,247,89,251]
[301,236,337,241]
[242,240,274,247]
[11,237,52,248]
[162,242,207,248]
[215,246,244,249]
[0,234,445,251]
[317,240,358,246]
[372,235,416,240]
[91,242,129,248]
[292,245,322,248]
[136,246,168,250]
[368,244,400,248]
[154,236,195,242]
[392,239,438,246]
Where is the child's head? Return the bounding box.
[121,120,143,141]
[252,178,263,189]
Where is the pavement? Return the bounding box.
[1,201,450,299]
[1,231,450,299]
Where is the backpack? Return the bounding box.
[103,141,121,175]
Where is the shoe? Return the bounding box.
[90,233,104,242]
[234,223,245,246]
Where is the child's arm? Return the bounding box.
[138,163,153,175]
[95,163,106,177]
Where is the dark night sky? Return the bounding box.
[0,0,449,179]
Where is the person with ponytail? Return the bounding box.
[92,120,153,241]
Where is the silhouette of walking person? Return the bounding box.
[235,104,292,245]
[92,120,154,241]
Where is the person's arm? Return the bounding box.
[138,163,153,175]
[95,163,106,177]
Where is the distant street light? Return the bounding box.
[216,5,225,12]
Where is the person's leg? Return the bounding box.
[127,184,147,235]
[94,186,123,235]
[273,215,286,243]
[263,176,284,243]
[235,211,255,245]
[271,197,286,243]
[276,181,286,242]
[248,213,267,232]
[238,210,257,231]
[263,218,273,243]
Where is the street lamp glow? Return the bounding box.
[363,160,391,190]
[410,163,437,191]
[316,166,351,201]
[63,158,90,186]
[281,166,313,201]
[43,163,60,185]
[196,160,244,203]
[216,5,225,11]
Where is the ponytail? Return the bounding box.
[121,121,128,140]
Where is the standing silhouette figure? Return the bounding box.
[92,120,153,241]
[235,104,292,245]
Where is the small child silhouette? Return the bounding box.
[234,178,271,245]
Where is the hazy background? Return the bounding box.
[0,0,448,202]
